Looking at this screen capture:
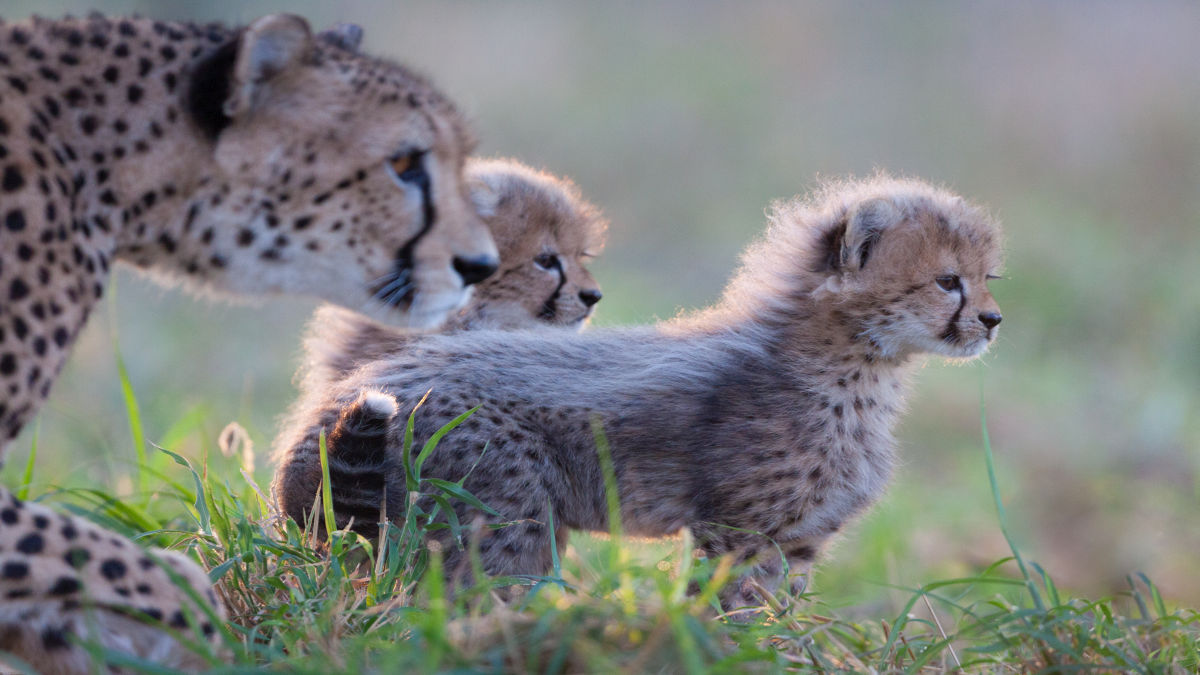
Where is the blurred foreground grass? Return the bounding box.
[3,378,1198,673]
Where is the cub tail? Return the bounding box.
[322,390,399,539]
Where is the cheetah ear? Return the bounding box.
[840,198,900,271]
[317,23,364,52]
[466,173,501,220]
[223,14,313,119]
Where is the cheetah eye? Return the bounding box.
[385,150,428,187]
[534,252,560,270]
[935,275,960,291]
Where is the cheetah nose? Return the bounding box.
[452,255,499,286]
[978,312,1002,329]
[579,289,603,307]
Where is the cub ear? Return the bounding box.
[223,14,313,118]
[466,173,500,219]
[317,23,364,52]
[840,198,900,271]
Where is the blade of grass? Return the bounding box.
[415,405,478,473]
[402,390,431,492]
[317,429,341,555]
[978,365,1043,611]
[590,415,621,540]
[161,448,211,533]
[16,419,38,500]
[115,345,147,502]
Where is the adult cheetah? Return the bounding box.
[275,176,1004,613]
[0,13,497,671]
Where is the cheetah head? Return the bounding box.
[186,15,498,328]
[819,181,1005,359]
[464,159,607,330]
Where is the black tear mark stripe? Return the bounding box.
[538,258,567,320]
[392,161,437,302]
[941,287,968,342]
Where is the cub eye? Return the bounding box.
[534,252,559,270]
[935,275,960,291]
[385,150,427,186]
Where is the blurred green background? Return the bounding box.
[3,2,1197,608]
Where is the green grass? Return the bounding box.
[7,365,1199,674]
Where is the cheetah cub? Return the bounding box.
[275,158,607,532]
[275,176,1004,611]
[297,157,608,394]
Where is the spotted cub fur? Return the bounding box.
[273,176,1004,611]
[275,158,607,535]
[298,157,607,393]
[0,13,497,670]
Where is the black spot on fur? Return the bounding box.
[16,532,44,554]
[41,627,70,650]
[2,165,24,191]
[49,576,80,595]
[4,209,25,231]
[100,558,128,580]
[0,561,27,579]
[9,278,30,301]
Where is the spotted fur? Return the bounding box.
[272,175,1004,612]
[0,13,497,670]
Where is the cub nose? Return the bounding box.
[978,311,1002,329]
[579,288,603,307]
[452,255,499,286]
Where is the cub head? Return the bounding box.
[459,158,607,330]
[185,15,498,328]
[818,178,1004,359]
